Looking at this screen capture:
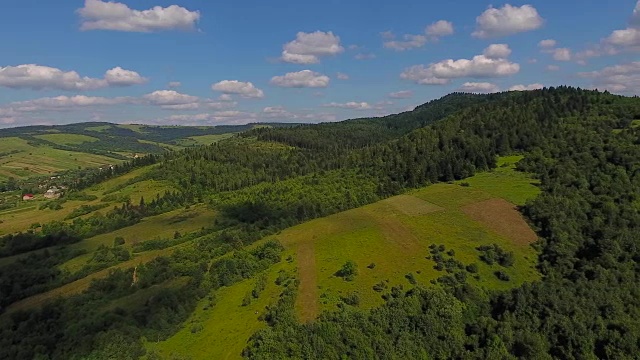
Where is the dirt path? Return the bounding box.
[295,241,319,322]
[462,198,538,246]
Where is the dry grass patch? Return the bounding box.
[462,198,537,246]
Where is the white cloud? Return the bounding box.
[336,72,349,80]
[483,44,512,59]
[355,53,376,60]
[0,64,146,91]
[281,31,344,64]
[606,28,640,47]
[400,65,450,85]
[426,20,454,37]
[270,70,330,88]
[509,83,544,91]
[77,0,200,32]
[104,67,147,86]
[538,39,557,48]
[143,90,198,105]
[553,48,572,61]
[388,90,413,99]
[579,61,640,94]
[218,94,234,101]
[323,101,372,110]
[383,34,428,51]
[546,65,560,71]
[473,4,544,38]
[211,80,264,98]
[458,82,500,93]
[401,45,519,85]
[4,96,134,113]
[168,81,181,88]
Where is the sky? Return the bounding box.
[0,0,639,128]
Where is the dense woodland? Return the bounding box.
[0,87,639,359]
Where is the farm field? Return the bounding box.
[0,137,117,180]
[33,133,99,146]
[176,133,235,146]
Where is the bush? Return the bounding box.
[495,271,510,281]
[336,260,358,281]
[114,237,125,246]
[341,292,360,306]
[466,263,479,273]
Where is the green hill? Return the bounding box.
[0,88,639,360]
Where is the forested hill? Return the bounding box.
[2,87,640,359]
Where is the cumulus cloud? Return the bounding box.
[322,101,372,110]
[426,20,454,37]
[0,90,236,117]
[270,70,330,88]
[168,81,181,88]
[354,53,376,60]
[483,44,512,59]
[579,61,640,94]
[388,90,413,99]
[606,28,640,47]
[458,82,500,93]
[546,65,560,71]
[280,31,344,64]
[383,33,428,51]
[509,83,544,91]
[143,90,198,105]
[538,39,557,48]
[77,0,200,32]
[400,44,519,85]
[336,72,349,80]
[383,21,453,51]
[472,4,544,38]
[576,2,640,60]
[211,80,264,98]
[104,67,148,86]
[552,48,572,61]
[0,64,146,91]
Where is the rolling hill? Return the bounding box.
[0,88,639,359]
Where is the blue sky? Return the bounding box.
[0,0,639,127]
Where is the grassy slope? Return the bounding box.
[150,251,296,360]
[0,137,117,180]
[278,155,540,317]
[61,205,215,272]
[149,156,541,359]
[33,133,99,145]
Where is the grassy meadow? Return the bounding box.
[0,137,117,180]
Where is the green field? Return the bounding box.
[175,133,235,146]
[34,133,99,146]
[269,155,540,319]
[0,137,117,180]
[149,253,296,360]
[145,156,542,358]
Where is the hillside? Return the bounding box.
[0,87,639,359]
[0,122,290,180]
